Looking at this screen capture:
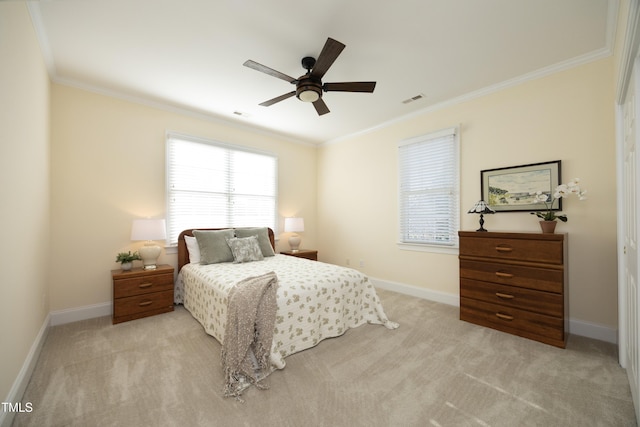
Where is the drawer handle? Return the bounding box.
[495,313,514,321]
[495,271,514,278]
[139,283,153,289]
[495,246,513,253]
[138,300,153,307]
[495,292,515,299]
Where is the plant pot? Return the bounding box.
[539,220,557,234]
[120,262,133,271]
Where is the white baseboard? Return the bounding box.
[370,277,618,344]
[370,277,459,307]
[49,301,112,326]
[569,318,618,344]
[0,283,617,427]
[0,313,50,427]
[2,302,112,426]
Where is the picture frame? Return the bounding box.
[480,160,561,212]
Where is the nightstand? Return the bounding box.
[280,249,318,261]
[112,264,174,324]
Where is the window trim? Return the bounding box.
[165,131,278,247]
[397,126,460,254]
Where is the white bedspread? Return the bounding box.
[176,255,398,370]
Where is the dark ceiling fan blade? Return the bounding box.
[312,98,330,116]
[259,91,296,106]
[243,60,297,83]
[323,82,376,93]
[310,38,345,79]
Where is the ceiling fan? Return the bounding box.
[243,37,376,116]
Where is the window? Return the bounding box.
[166,132,278,245]
[398,127,459,252]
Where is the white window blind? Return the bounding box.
[166,133,278,245]
[398,127,459,249]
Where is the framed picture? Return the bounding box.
[481,160,561,212]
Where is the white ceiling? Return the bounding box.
[29,0,616,145]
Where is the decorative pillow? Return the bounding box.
[226,236,264,264]
[234,227,275,257]
[184,235,201,264]
[193,229,235,264]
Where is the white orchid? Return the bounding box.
[531,178,587,222]
[556,178,587,200]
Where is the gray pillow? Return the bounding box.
[193,229,235,264]
[226,236,264,263]
[234,227,275,257]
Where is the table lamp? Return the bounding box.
[284,217,304,252]
[131,218,166,270]
[467,201,495,232]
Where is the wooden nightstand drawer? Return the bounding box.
[459,233,563,265]
[460,297,565,344]
[114,272,173,298]
[460,259,563,294]
[112,264,175,324]
[113,289,174,320]
[460,278,563,317]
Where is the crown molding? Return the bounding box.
[323,45,615,147]
[27,1,617,148]
[616,0,640,103]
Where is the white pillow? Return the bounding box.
[185,235,201,264]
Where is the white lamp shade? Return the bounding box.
[284,217,304,233]
[131,219,167,241]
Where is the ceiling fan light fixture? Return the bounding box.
[244,37,375,115]
[298,88,320,103]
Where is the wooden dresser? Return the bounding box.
[112,264,174,324]
[458,231,568,348]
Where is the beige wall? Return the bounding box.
[49,84,317,311]
[1,0,629,407]
[318,57,617,328]
[0,3,51,403]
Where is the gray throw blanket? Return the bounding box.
[221,271,279,399]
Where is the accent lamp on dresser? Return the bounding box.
[458,231,568,348]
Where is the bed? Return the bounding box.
[174,227,398,394]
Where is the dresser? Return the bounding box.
[112,264,175,324]
[458,231,568,348]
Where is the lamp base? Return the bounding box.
[476,214,488,232]
[288,234,301,252]
[139,243,161,270]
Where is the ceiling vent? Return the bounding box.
[402,93,425,104]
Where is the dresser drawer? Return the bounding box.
[460,259,563,294]
[460,297,565,342]
[459,235,563,265]
[460,278,563,317]
[113,289,174,319]
[114,272,173,298]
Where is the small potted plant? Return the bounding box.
[115,251,140,271]
[530,178,587,233]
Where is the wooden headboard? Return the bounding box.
[177,228,275,271]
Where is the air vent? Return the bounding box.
[402,93,425,104]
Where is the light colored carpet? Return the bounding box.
[12,289,636,427]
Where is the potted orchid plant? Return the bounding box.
[530,178,587,233]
